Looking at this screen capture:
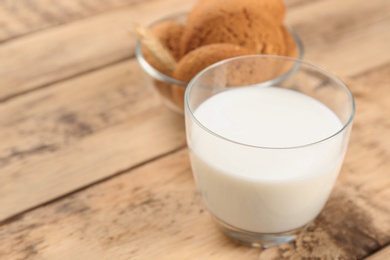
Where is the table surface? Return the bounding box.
[0,0,389,259]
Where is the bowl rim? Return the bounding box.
[135,12,305,88]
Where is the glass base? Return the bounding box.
[215,217,310,248]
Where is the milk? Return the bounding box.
[188,86,347,233]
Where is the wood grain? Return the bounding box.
[0,0,336,224]
[287,0,390,76]
[0,0,315,43]
[0,0,143,43]
[285,0,323,8]
[366,245,390,260]
[1,58,390,260]
[0,0,197,102]
[0,0,389,102]
[0,59,186,222]
[0,149,261,260]
[0,0,389,258]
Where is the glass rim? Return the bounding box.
[135,12,304,88]
[184,55,356,150]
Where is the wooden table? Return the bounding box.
[0,0,389,259]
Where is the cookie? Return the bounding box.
[172,43,254,109]
[142,21,185,76]
[173,43,254,83]
[226,56,295,87]
[187,0,285,28]
[180,0,286,56]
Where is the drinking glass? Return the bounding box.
[184,55,355,248]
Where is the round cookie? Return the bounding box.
[172,43,254,109]
[173,43,254,83]
[180,0,286,56]
[142,21,185,76]
[187,0,285,28]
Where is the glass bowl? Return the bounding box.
[135,12,304,114]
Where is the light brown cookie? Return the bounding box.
[226,56,295,87]
[180,0,286,56]
[142,21,185,76]
[173,43,254,83]
[188,0,285,27]
[172,43,254,109]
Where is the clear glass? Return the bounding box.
[135,13,304,114]
[184,56,355,248]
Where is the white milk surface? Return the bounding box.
[189,86,346,233]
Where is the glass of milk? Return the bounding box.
[184,55,355,248]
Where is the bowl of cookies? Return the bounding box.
[135,0,304,114]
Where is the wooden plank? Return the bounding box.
[286,0,390,76]
[1,58,390,260]
[287,0,390,41]
[285,0,322,8]
[0,149,260,260]
[1,0,389,102]
[0,0,143,43]
[0,59,186,221]
[0,0,318,43]
[366,246,390,260]
[0,0,198,101]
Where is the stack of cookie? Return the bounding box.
[141,0,297,111]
